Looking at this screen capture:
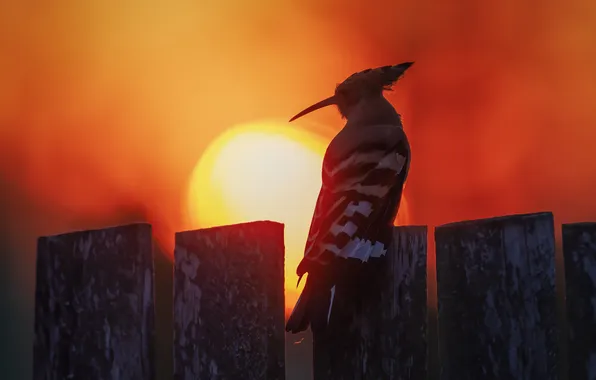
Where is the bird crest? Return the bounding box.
[289,62,413,122]
[335,63,413,95]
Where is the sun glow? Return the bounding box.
[187,121,329,308]
[187,121,411,311]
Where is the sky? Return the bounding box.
[1,0,596,378]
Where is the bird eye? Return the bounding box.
[335,87,348,99]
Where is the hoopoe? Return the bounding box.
[285,62,414,334]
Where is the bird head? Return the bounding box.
[289,62,413,122]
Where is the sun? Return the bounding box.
[186,121,329,308]
[186,120,411,312]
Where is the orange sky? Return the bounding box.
[1,0,596,317]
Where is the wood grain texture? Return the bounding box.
[312,226,428,380]
[436,212,558,380]
[33,223,155,380]
[563,222,596,380]
[173,221,285,380]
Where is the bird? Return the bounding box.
[285,62,414,335]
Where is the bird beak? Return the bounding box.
[289,95,336,122]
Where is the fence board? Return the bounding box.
[312,226,428,380]
[33,223,155,380]
[435,212,558,380]
[173,221,285,380]
[563,222,596,380]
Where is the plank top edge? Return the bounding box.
[562,222,596,228]
[436,211,554,231]
[175,220,285,237]
[37,222,152,242]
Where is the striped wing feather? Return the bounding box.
[285,125,409,334]
[296,130,409,276]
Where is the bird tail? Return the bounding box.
[285,291,309,333]
[285,275,337,334]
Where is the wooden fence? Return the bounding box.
[31,212,596,379]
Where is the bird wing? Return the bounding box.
[296,124,409,277]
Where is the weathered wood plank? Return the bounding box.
[173,221,285,380]
[33,223,155,380]
[563,222,596,380]
[435,212,558,380]
[312,226,428,380]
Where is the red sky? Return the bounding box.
[1,2,596,374]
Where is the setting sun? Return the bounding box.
[186,121,329,308]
